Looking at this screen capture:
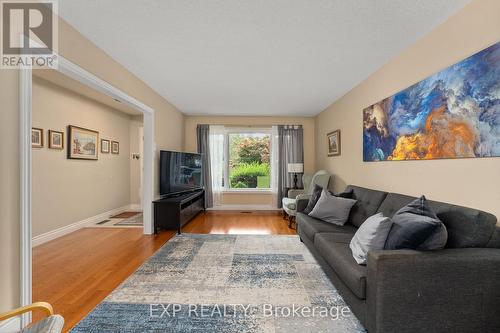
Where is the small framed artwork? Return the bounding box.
[327,129,341,157]
[101,139,110,153]
[111,141,119,154]
[68,125,99,160]
[48,130,64,150]
[32,128,44,148]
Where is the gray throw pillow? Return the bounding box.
[308,190,357,225]
[350,213,392,265]
[384,196,448,250]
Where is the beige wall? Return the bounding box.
[32,77,135,237]
[0,17,184,312]
[315,0,500,220]
[184,116,315,206]
[0,69,21,315]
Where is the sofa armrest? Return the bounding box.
[296,195,311,213]
[366,248,500,333]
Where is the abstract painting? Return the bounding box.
[68,125,99,160]
[363,42,499,161]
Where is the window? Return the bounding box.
[225,130,272,190]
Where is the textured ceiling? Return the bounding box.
[58,0,470,116]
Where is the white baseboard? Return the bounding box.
[129,204,142,211]
[208,204,279,211]
[0,317,21,333]
[32,204,139,247]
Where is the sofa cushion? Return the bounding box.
[314,233,367,299]
[378,193,498,248]
[346,185,388,227]
[429,202,497,248]
[487,226,500,248]
[297,213,356,242]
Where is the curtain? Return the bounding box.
[209,125,225,207]
[270,126,280,207]
[277,125,304,208]
[197,124,213,208]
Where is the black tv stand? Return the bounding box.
[153,189,205,234]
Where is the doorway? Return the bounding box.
[19,53,155,327]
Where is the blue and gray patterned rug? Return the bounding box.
[71,234,365,332]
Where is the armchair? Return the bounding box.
[282,170,331,225]
[0,302,64,333]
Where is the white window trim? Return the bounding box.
[222,127,273,192]
[222,188,273,194]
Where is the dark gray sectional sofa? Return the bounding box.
[296,185,500,333]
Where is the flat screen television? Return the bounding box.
[160,150,203,197]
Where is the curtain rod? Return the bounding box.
[200,124,302,128]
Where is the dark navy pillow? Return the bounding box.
[303,184,323,214]
[329,188,354,199]
[384,196,447,250]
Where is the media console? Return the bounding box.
[153,189,205,234]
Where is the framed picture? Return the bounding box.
[101,139,110,153]
[111,141,119,154]
[48,130,64,150]
[32,128,43,148]
[68,125,99,160]
[327,129,341,157]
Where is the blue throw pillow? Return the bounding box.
[384,196,447,250]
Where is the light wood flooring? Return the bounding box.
[33,210,294,331]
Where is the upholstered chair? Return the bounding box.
[0,302,64,333]
[282,170,331,226]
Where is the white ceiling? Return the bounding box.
[58,0,470,116]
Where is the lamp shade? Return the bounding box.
[287,163,304,173]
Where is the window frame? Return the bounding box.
[222,127,273,193]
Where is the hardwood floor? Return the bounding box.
[33,210,293,331]
[183,210,296,235]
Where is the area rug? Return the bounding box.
[70,234,365,332]
[114,213,143,226]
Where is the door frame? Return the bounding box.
[19,52,155,328]
[139,126,144,210]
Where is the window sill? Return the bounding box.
[222,189,273,194]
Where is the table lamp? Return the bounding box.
[287,163,304,189]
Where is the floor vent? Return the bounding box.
[240,211,253,214]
